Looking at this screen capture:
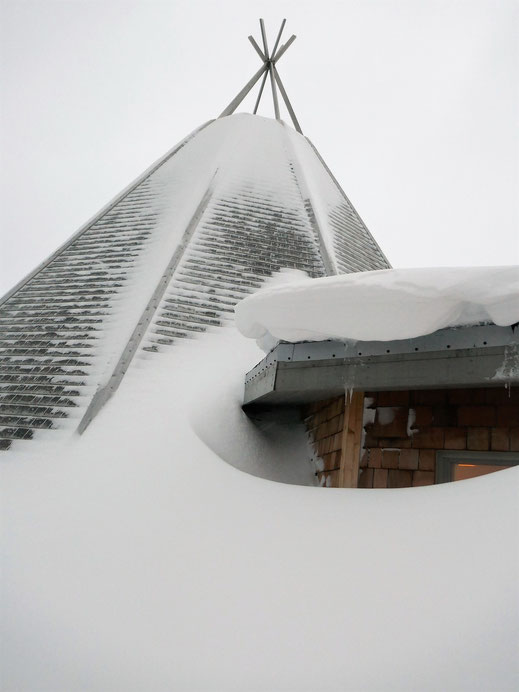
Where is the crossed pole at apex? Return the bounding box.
[219,19,302,134]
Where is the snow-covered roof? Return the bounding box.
[0,114,389,451]
[237,266,519,405]
[236,266,519,346]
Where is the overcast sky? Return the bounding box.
[1,0,518,296]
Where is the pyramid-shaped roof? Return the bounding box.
[0,113,389,450]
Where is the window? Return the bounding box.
[436,450,519,484]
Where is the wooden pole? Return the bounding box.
[338,391,364,488]
[248,35,266,61]
[269,65,281,119]
[253,69,269,114]
[273,65,303,133]
[271,19,287,60]
[219,63,268,117]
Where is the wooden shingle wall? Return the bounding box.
[303,397,345,486]
[304,387,519,488]
[303,392,364,487]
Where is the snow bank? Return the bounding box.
[2,324,518,691]
[235,266,519,346]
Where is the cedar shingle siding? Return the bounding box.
[305,388,519,487]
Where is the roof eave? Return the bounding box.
[243,324,519,408]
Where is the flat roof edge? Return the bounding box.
[243,324,519,407]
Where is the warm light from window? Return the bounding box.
[453,463,509,481]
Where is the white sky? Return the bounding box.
[1,0,518,297]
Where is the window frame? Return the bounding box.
[436,450,519,484]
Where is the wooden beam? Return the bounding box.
[338,391,364,488]
[272,65,303,133]
[269,65,281,119]
[273,34,296,62]
[248,35,266,62]
[271,19,287,60]
[259,18,269,58]
[253,68,269,114]
[219,63,268,117]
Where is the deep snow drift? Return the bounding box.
[1,322,518,691]
[235,266,519,347]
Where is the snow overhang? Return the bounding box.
[243,324,519,408]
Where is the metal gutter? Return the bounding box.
[243,324,519,407]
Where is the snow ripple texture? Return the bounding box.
[0,114,389,450]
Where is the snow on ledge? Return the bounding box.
[235,266,519,348]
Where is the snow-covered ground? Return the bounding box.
[236,266,519,347]
[2,321,518,691]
